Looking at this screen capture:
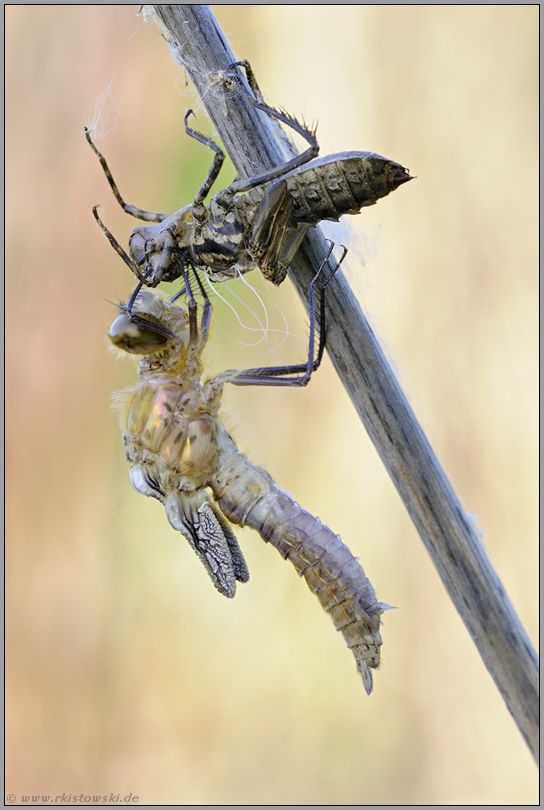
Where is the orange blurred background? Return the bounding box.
[6,5,538,804]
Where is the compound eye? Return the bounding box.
[109,314,168,355]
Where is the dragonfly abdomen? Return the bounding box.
[211,450,386,694]
[284,151,412,226]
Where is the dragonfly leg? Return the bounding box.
[161,232,213,354]
[93,205,148,283]
[226,242,347,387]
[85,128,168,223]
[187,259,213,346]
[229,59,264,102]
[184,110,226,207]
[173,248,198,349]
[311,244,348,369]
[224,62,319,195]
[228,60,317,153]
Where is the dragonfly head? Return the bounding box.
[129,207,194,285]
[109,290,190,357]
[109,313,171,355]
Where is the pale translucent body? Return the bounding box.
[113,291,389,693]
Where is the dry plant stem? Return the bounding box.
[151,5,539,762]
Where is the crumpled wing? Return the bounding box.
[164,489,249,598]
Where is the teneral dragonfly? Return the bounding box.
[108,257,390,693]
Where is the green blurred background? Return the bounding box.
[6,5,538,804]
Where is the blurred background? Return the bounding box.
[6,5,538,804]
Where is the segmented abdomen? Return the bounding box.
[282,151,412,225]
[210,450,386,694]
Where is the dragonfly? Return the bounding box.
[87,60,412,294]
[108,247,390,694]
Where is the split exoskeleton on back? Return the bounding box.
[109,271,392,694]
[87,60,412,296]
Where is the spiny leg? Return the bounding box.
[227,242,347,387]
[85,128,168,223]
[184,110,226,206]
[229,60,317,152]
[224,60,319,194]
